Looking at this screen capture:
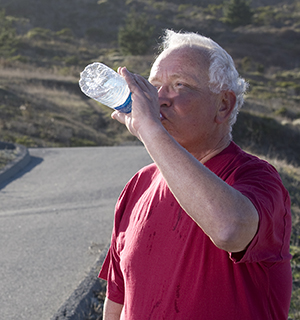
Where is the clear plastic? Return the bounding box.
[79,62,132,113]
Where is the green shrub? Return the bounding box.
[10,55,28,63]
[178,4,191,12]
[241,56,252,72]
[64,55,79,66]
[295,85,300,96]
[26,27,52,40]
[118,10,155,56]
[0,9,18,57]
[56,28,73,39]
[253,6,274,26]
[256,63,264,74]
[15,135,36,147]
[290,246,300,319]
[276,81,297,88]
[70,137,98,147]
[204,4,224,18]
[274,107,288,116]
[223,0,253,28]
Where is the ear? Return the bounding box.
[215,91,236,124]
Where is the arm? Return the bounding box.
[103,298,123,320]
[138,127,258,252]
[112,68,259,253]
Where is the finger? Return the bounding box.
[119,67,157,96]
[117,67,122,75]
[134,74,154,92]
[119,67,141,92]
[111,110,126,124]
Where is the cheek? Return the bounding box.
[185,104,216,134]
[174,95,197,116]
[174,92,216,126]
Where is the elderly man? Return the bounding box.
[99,30,292,320]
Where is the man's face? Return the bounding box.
[149,46,221,156]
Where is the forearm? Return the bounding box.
[103,298,123,320]
[141,126,259,252]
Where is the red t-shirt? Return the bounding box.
[99,142,292,320]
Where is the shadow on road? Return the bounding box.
[0,156,43,190]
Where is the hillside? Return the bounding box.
[0,0,300,317]
[0,0,299,149]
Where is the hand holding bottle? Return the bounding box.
[111,67,162,142]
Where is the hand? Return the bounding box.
[111,67,162,141]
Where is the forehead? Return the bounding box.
[149,46,210,82]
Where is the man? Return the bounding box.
[99,30,292,319]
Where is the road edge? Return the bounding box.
[0,142,110,319]
[51,244,109,320]
[0,142,31,185]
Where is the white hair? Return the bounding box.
[159,29,248,128]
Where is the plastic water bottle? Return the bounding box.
[79,62,132,113]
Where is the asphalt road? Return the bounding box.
[0,146,152,320]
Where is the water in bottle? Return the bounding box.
[79,62,132,113]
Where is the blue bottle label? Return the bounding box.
[114,93,132,113]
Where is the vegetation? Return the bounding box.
[0,0,299,317]
[0,9,18,57]
[118,10,155,55]
[0,147,18,169]
[223,0,253,27]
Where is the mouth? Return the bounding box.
[160,112,166,121]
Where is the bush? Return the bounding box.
[26,27,52,40]
[203,4,224,18]
[253,6,275,26]
[274,107,288,117]
[70,137,98,147]
[118,10,155,55]
[15,135,36,147]
[0,9,18,57]
[10,55,28,63]
[64,55,79,66]
[223,0,253,28]
[241,56,252,72]
[56,28,73,39]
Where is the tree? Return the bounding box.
[223,0,253,28]
[0,9,18,57]
[118,10,155,56]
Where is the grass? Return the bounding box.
[0,65,138,147]
[290,245,300,319]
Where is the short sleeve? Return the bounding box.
[229,161,291,264]
[99,243,125,304]
[98,166,152,305]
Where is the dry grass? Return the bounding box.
[0,65,136,147]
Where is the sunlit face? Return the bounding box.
[149,46,221,156]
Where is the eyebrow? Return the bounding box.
[149,73,198,85]
[148,73,200,87]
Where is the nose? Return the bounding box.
[158,85,172,107]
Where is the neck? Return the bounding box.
[192,134,232,164]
